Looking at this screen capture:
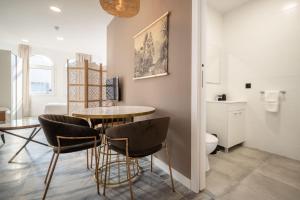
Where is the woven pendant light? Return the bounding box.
[100,0,140,18]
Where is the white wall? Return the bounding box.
[222,0,300,160]
[0,0,112,66]
[0,42,72,116]
[0,50,12,109]
[206,5,227,100]
[0,40,106,117]
[30,47,72,116]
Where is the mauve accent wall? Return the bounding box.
[107,0,192,178]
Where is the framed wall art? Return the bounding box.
[133,12,169,80]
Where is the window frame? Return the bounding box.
[29,55,55,96]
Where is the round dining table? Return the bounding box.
[71,106,156,120]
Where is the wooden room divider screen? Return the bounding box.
[67,59,107,115]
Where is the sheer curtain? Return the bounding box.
[18,44,31,117]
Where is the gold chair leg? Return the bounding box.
[98,146,101,163]
[165,144,175,192]
[44,152,55,184]
[117,153,120,183]
[86,149,89,169]
[126,155,134,200]
[97,145,102,182]
[132,159,136,175]
[103,140,110,196]
[100,144,106,183]
[150,155,153,172]
[108,149,112,182]
[91,148,94,169]
[100,135,106,183]
[94,146,100,195]
[124,138,134,200]
[42,153,59,200]
[135,159,140,175]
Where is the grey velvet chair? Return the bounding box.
[103,117,175,200]
[38,114,102,200]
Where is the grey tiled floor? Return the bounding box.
[0,130,212,200]
[207,146,300,200]
[1,129,300,200]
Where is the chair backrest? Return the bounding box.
[38,114,95,147]
[106,117,170,153]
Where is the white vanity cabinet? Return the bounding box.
[206,101,246,152]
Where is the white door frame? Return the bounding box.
[191,0,207,192]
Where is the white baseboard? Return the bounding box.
[150,156,191,189]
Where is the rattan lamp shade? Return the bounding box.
[100,0,140,17]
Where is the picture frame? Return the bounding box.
[133,12,169,80]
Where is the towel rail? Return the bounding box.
[260,91,286,94]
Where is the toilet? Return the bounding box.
[206,133,219,171]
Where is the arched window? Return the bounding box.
[29,55,54,94]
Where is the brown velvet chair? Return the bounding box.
[103,117,175,200]
[38,114,102,200]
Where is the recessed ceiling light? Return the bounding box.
[21,39,29,43]
[56,36,64,41]
[50,6,61,13]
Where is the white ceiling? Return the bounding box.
[208,0,250,14]
[0,0,113,60]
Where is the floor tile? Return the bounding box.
[256,155,300,190]
[206,169,238,197]
[208,146,300,200]
[0,131,213,200]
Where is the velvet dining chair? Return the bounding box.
[103,117,175,200]
[38,114,102,200]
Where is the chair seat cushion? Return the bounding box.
[110,144,162,158]
[53,140,102,154]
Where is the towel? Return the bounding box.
[264,90,280,112]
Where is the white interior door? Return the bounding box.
[191,0,207,193]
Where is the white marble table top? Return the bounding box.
[72,106,156,119]
[0,117,40,131]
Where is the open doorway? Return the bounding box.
[204,0,300,199]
